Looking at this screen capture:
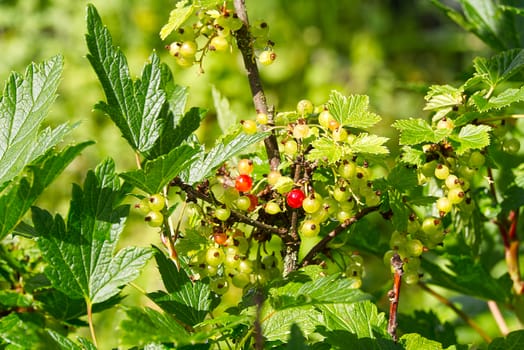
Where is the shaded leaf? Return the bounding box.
[148,247,215,326]
[120,307,190,348]
[489,330,524,350]
[473,49,524,87]
[0,142,93,240]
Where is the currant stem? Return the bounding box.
[87,300,98,347]
[300,205,380,267]
[233,0,280,171]
[487,300,509,336]
[387,253,403,342]
[173,178,287,236]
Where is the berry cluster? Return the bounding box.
[164,5,275,68]
[135,193,166,227]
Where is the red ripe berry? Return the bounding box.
[214,232,228,245]
[246,193,258,211]
[287,188,306,209]
[235,174,253,192]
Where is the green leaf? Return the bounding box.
[392,119,450,145]
[0,142,93,240]
[148,247,215,326]
[489,330,524,350]
[0,55,72,189]
[120,144,199,194]
[473,49,524,87]
[181,132,269,185]
[0,290,33,309]
[33,159,154,304]
[399,146,425,167]
[86,5,165,153]
[397,310,457,347]
[120,307,191,348]
[449,124,491,154]
[0,312,51,349]
[432,0,522,51]
[422,254,510,302]
[212,86,239,133]
[471,86,524,111]
[269,273,371,310]
[349,133,389,154]
[159,0,195,40]
[46,329,85,350]
[424,84,464,112]
[327,91,381,129]
[261,305,323,342]
[387,165,419,193]
[399,333,444,350]
[317,301,388,339]
[287,324,309,350]
[306,138,345,164]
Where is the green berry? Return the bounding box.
[145,211,163,227]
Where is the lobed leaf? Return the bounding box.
[0,142,93,240]
[33,159,154,304]
[471,86,524,111]
[318,301,388,339]
[392,118,450,145]
[424,84,464,112]
[86,5,165,153]
[148,247,215,326]
[180,132,269,185]
[473,49,524,87]
[120,307,191,348]
[261,305,323,342]
[449,124,491,154]
[306,138,345,164]
[269,273,371,310]
[159,0,195,40]
[0,55,71,189]
[489,330,524,350]
[349,133,389,154]
[120,144,199,194]
[328,91,381,129]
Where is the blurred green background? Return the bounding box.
[0,0,497,348]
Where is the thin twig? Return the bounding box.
[300,205,380,267]
[233,0,280,171]
[87,301,98,347]
[487,300,509,336]
[173,179,287,236]
[387,253,403,342]
[419,282,492,343]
